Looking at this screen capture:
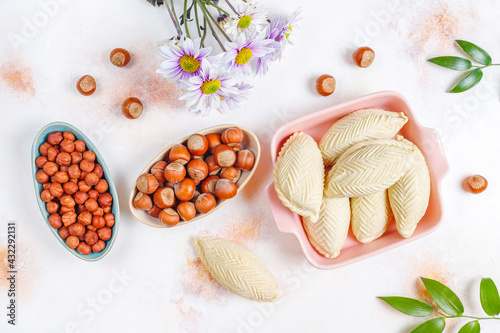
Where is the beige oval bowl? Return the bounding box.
[129,124,261,228]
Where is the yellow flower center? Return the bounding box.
[201,79,221,95]
[179,55,200,73]
[286,26,292,38]
[235,48,253,65]
[238,15,252,29]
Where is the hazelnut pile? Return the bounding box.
[133,127,255,227]
[35,131,115,255]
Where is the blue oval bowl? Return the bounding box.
[31,122,120,261]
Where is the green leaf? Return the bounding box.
[377,297,435,317]
[428,56,472,71]
[411,317,446,333]
[480,278,500,316]
[421,277,464,316]
[449,68,483,93]
[456,40,492,65]
[458,320,480,333]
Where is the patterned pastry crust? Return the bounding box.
[388,136,431,238]
[273,132,324,222]
[324,138,417,198]
[351,190,393,243]
[194,237,280,302]
[302,196,350,258]
[319,109,408,166]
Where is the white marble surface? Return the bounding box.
[1,0,500,332]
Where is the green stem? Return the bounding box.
[201,6,225,51]
[194,1,202,39]
[223,0,237,14]
[200,16,208,46]
[165,0,182,38]
[202,0,230,16]
[183,0,191,38]
[472,63,500,68]
[197,0,232,42]
[436,311,500,321]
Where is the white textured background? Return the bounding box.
[1,0,500,332]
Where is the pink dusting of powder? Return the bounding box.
[0,60,36,96]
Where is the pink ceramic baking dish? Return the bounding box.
[266,91,449,270]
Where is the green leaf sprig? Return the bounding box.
[378,277,500,333]
[428,40,499,93]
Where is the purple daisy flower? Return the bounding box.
[223,30,274,75]
[220,83,252,113]
[157,37,212,87]
[179,60,243,115]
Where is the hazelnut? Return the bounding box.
[66,235,80,249]
[169,144,191,165]
[48,214,63,229]
[36,156,48,168]
[36,170,50,183]
[122,97,143,119]
[221,127,244,144]
[47,131,64,145]
[63,131,76,141]
[136,173,159,194]
[174,178,196,201]
[97,227,112,241]
[53,171,69,183]
[59,226,70,239]
[95,179,109,193]
[164,162,186,184]
[102,205,112,214]
[56,152,72,167]
[229,143,243,153]
[191,190,201,203]
[151,161,167,182]
[88,189,99,201]
[71,152,83,164]
[98,193,113,207]
[63,182,79,195]
[177,202,196,221]
[195,193,216,214]
[49,182,64,197]
[215,179,237,200]
[187,159,209,181]
[84,230,99,246]
[85,172,100,186]
[213,145,237,167]
[205,155,221,175]
[60,139,75,153]
[201,175,219,194]
[40,189,54,202]
[77,242,91,255]
[59,165,69,173]
[467,175,488,194]
[353,46,375,68]
[153,187,176,209]
[92,240,106,253]
[73,191,88,205]
[92,216,105,229]
[74,140,86,152]
[77,204,87,214]
[110,48,131,67]
[93,207,104,216]
[43,161,58,176]
[83,150,96,162]
[205,133,222,154]
[85,199,99,212]
[93,164,104,178]
[220,167,241,183]
[315,74,336,96]
[62,211,77,226]
[39,142,52,156]
[78,180,91,193]
[159,208,180,227]
[60,195,76,208]
[236,150,255,171]
[187,134,209,156]
[133,192,153,210]
[59,206,75,215]
[47,147,60,162]
[78,211,93,226]
[46,201,59,214]
[77,75,96,96]
[68,164,81,179]
[147,205,162,218]
[80,159,95,173]
[69,222,85,237]
[104,213,115,227]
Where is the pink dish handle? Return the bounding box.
[265,182,301,234]
[421,128,450,180]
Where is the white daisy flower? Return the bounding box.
[223,30,274,75]
[224,2,268,39]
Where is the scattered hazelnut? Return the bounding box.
[315,74,336,96]
[215,179,237,200]
[187,134,209,156]
[110,48,131,67]
[187,159,209,181]
[133,192,153,210]
[66,235,80,249]
[159,208,180,227]
[77,75,97,96]
[175,178,196,201]
[177,202,196,221]
[122,97,143,119]
[467,175,488,194]
[195,193,216,214]
[213,144,237,167]
[169,144,191,165]
[221,127,244,144]
[353,47,375,68]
